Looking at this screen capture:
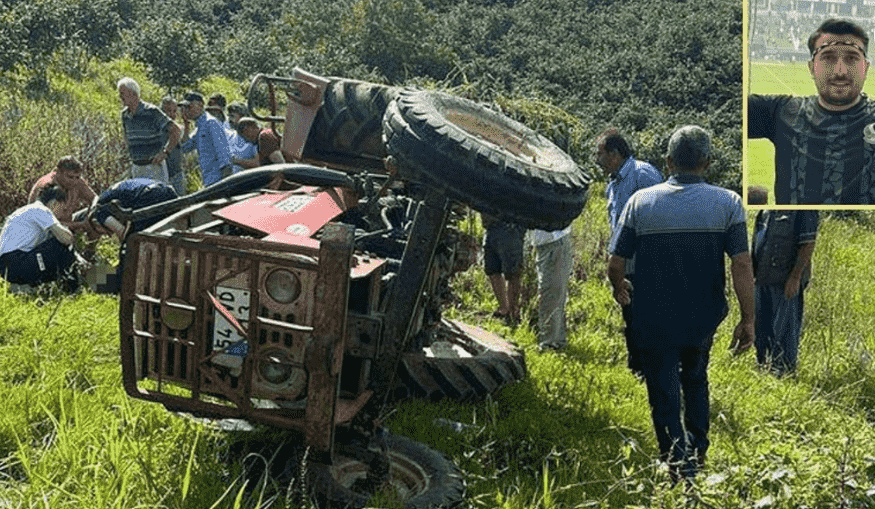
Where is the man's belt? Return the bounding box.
[133,159,154,166]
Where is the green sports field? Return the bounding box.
[747,61,875,204]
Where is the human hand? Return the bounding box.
[151,151,166,165]
[784,275,801,300]
[730,320,754,355]
[612,279,631,306]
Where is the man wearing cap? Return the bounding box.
[118,77,181,184]
[179,91,234,187]
[749,18,875,204]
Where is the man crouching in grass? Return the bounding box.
[0,184,79,292]
[607,125,755,484]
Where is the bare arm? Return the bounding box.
[267,150,285,164]
[784,241,815,299]
[49,222,74,246]
[729,252,755,353]
[233,155,260,169]
[103,216,127,241]
[153,122,182,165]
[607,255,631,306]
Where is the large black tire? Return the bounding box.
[309,432,464,509]
[383,89,591,230]
[303,79,401,169]
[398,319,526,400]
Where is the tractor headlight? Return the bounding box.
[258,348,293,385]
[162,297,194,331]
[264,269,301,304]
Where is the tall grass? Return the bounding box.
[4,188,875,508]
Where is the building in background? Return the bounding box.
[750,0,875,60]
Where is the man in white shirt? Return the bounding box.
[0,185,77,291]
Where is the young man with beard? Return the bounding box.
[749,19,875,204]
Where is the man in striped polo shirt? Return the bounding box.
[118,77,181,184]
[607,125,755,483]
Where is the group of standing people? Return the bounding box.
[481,216,573,352]
[481,120,820,485]
[117,77,285,192]
[0,76,287,292]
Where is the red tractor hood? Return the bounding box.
[213,186,384,277]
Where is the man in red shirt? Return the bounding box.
[28,155,98,235]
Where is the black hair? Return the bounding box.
[57,155,82,173]
[38,183,67,205]
[603,133,633,159]
[808,18,869,55]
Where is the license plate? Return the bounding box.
[213,286,250,356]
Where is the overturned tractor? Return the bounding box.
[114,68,591,508]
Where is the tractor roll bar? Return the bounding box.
[100,164,381,224]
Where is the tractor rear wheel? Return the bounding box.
[383,88,591,230]
[309,432,464,509]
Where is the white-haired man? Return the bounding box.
[118,77,181,184]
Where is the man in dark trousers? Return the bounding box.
[752,210,818,377]
[607,125,755,483]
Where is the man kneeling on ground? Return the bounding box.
[0,184,79,292]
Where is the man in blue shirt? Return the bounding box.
[607,125,755,483]
[596,129,663,375]
[597,129,663,231]
[118,77,181,184]
[179,92,233,187]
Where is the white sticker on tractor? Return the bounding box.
[213,286,250,373]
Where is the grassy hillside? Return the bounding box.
[3,184,875,507]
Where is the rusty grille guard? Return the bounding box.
[119,223,372,457]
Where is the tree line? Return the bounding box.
[0,0,742,190]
